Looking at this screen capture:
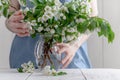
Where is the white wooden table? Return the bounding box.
[0,68,120,80]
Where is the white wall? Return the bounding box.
[88,0,120,68]
[0,17,14,68]
[102,0,120,68]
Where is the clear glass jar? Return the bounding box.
[34,36,62,71]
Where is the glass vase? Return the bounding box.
[34,36,62,71]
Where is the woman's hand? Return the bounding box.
[56,43,78,68]
[6,11,30,37]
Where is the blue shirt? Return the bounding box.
[9,0,91,69]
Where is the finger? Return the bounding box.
[62,57,73,69]
[10,27,29,34]
[9,14,24,22]
[10,22,27,29]
[57,47,67,54]
[15,28,29,34]
[56,43,69,48]
[16,32,29,37]
[61,55,70,64]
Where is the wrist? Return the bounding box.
[69,36,83,50]
[70,34,90,50]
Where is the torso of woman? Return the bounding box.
[9,0,91,68]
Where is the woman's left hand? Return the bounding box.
[56,43,78,68]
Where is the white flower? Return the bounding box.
[66,35,74,41]
[61,6,69,13]
[75,19,79,23]
[42,66,51,75]
[45,27,50,31]
[55,14,61,20]
[22,68,27,73]
[60,13,64,17]
[72,4,76,10]
[45,6,52,11]
[26,22,32,32]
[67,25,71,27]
[63,15,66,20]
[42,15,49,22]
[74,17,77,19]
[50,29,55,34]
[67,28,76,33]
[80,1,87,5]
[52,6,58,14]
[59,13,66,19]
[45,11,54,18]
[76,18,85,23]
[20,61,35,73]
[79,18,85,23]
[31,20,37,26]
[81,8,85,13]
[37,27,43,32]
[22,7,29,14]
[52,6,57,11]
[27,61,33,66]
[54,0,62,6]
[24,7,29,12]
[21,63,27,68]
[51,69,57,73]
[42,66,58,76]
[30,29,35,34]
[54,25,58,28]
[66,35,71,40]
[44,66,51,70]
[38,17,41,22]
[31,20,36,23]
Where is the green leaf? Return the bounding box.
[57,72,67,76]
[77,21,88,33]
[33,5,45,17]
[55,27,62,35]
[3,6,9,17]
[50,65,55,70]
[0,6,2,10]
[31,33,37,38]
[17,68,23,73]
[24,11,35,21]
[95,17,115,43]
[88,17,98,31]
[54,35,62,43]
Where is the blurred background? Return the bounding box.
[0,0,120,69]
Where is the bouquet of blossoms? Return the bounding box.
[0,0,114,70]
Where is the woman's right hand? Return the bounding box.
[6,11,30,37]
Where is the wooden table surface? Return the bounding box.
[0,68,120,80]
